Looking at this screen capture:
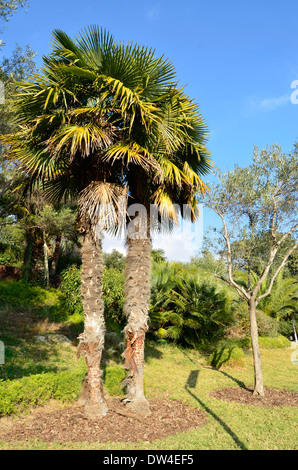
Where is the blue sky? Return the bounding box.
[1,0,298,260]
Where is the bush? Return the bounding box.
[59,265,125,329]
[0,280,65,321]
[0,367,86,417]
[102,268,125,329]
[236,335,290,350]
[230,308,279,339]
[150,263,234,349]
[60,265,84,318]
[256,311,279,337]
[258,335,291,349]
[208,344,245,369]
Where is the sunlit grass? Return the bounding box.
[0,341,297,450]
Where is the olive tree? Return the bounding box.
[203,144,298,396]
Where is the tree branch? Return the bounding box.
[213,209,250,301]
[256,242,298,304]
[214,274,249,301]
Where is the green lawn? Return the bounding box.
[0,336,297,450]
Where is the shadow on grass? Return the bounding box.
[204,365,247,389]
[0,342,63,381]
[185,369,248,450]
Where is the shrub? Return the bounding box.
[256,311,279,337]
[60,265,84,318]
[0,367,86,417]
[0,280,65,321]
[258,335,291,349]
[208,344,245,369]
[237,335,290,350]
[102,268,125,329]
[59,265,125,329]
[150,263,234,349]
[230,307,279,339]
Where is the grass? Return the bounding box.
[0,286,297,450]
[0,342,297,450]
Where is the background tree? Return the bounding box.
[203,144,298,396]
[0,1,28,24]
[151,248,166,264]
[103,249,125,272]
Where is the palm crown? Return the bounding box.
[3,25,211,231]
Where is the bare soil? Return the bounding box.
[0,398,207,444]
[210,386,298,407]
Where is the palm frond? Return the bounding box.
[102,141,161,173]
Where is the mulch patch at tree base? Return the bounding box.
[0,399,207,444]
[210,387,298,407]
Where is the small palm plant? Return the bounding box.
[150,263,233,348]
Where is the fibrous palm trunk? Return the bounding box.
[122,236,152,415]
[77,231,108,419]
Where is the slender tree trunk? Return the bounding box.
[23,228,34,282]
[122,236,152,415]
[43,231,50,288]
[248,299,264,397]
[50,233,62,276]
[77,231,108,419]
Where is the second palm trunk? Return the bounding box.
[122,236,152,415]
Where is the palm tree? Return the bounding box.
[3,26,212,417]
[258,270,298,321]
[1,26,178,418]
[121,91,211,414]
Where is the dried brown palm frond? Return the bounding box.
[78,181,128,236]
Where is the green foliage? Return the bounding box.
[235,335,290,349]
[60,265,84,318]
[0,280,65,321]
[150,262,234,349]
[103,365,126,396]
[151,249,166,264]
[59,263,125,328]
[258,271,298,323]
[0,367,86,417]
[256,310,279,337]
[208,334,290,369]
[258,335,291,349]
[102,268,125,329]
[232,307,279,338]
[0,245,23,267]
[103,250,125,272]
[208,344,245,369]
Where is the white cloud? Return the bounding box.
[249,93,290,112]
[102,219,203,263]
